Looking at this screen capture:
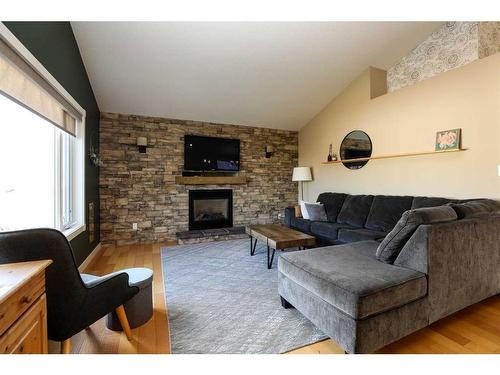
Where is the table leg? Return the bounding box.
[267,246,276,269]
[250,236,257,256]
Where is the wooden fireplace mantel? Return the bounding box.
[175,175,248,185]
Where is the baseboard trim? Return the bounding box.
[78,242,103,272]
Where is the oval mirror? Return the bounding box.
[339,130,372,169]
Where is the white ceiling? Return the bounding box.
[71,22,442,131]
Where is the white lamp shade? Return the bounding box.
[292,167,312,182]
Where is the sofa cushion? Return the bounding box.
[317,193,347,222]
[376,206,458,264]
[411,196,452,209]
[365,195,413,232]
[310,222,357,241]
[304,202,327,222]
[299,200,314,220]
[338,228,388,243]
[290,217,312,233]
[278,242,427,319]
[337,195,374,227]
[449,199,500,219]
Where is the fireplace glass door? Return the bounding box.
[188,189,233,230]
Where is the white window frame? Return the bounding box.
[0,23,86,241]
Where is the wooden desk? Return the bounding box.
[0,260,52,354]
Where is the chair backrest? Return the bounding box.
[0,228,87,336]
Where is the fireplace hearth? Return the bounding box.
[188,189,233,230]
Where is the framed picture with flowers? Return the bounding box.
[435,128,461,151]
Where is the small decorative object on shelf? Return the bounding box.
[435,128,461,151]
[327,144,338,162]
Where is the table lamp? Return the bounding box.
[292,167,312,201]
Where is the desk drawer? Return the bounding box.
[0,271,45,337]
[0,294,48,354]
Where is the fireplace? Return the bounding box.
[188,189,233,230]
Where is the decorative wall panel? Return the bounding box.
[479,22,500,58]
[387,22,479,92]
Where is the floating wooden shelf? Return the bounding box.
[321,148,468,165]
[175,175,248,185]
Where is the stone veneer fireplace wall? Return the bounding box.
[99,112,298,246]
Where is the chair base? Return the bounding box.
[61,338,71,354]
[115,305,133,341]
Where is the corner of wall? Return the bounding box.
[369,67,388,99]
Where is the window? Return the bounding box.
[0,94,84,237]
[0,26,85,239]
[60,130,75,230]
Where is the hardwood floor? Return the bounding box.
[71,242,175,354]
[72,242,500,354]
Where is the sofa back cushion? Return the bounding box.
[449,199,500,219]
[411,196,453,209]
[376,205,458,264]
[365,195,414,232]
[316,193,347,222]
[337,195,374,227]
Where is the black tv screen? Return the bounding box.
[184,135,240,172]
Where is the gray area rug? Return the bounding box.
[161,239,326,354]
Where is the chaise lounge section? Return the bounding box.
[280,195,500,353]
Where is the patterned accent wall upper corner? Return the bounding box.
[387,22,479,93]
[479,22,500,58]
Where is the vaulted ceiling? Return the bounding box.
[71,22,442,131]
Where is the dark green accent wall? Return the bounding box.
[4,22,100,265]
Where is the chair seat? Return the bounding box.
[81,267,153,289]
[337,228,388,243]
[278,241,427,319]
[310,222,357,241]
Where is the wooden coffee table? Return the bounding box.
[245,224,316,269]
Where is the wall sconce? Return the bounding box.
[137,137,148,153]
[265,145,275,158]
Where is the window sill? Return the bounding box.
[64,224,86,241]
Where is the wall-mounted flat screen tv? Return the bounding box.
[184,135,240,172]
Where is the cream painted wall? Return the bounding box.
[299,54,500,201]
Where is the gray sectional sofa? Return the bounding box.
[280,193,500,353]
[285,193,456,246]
